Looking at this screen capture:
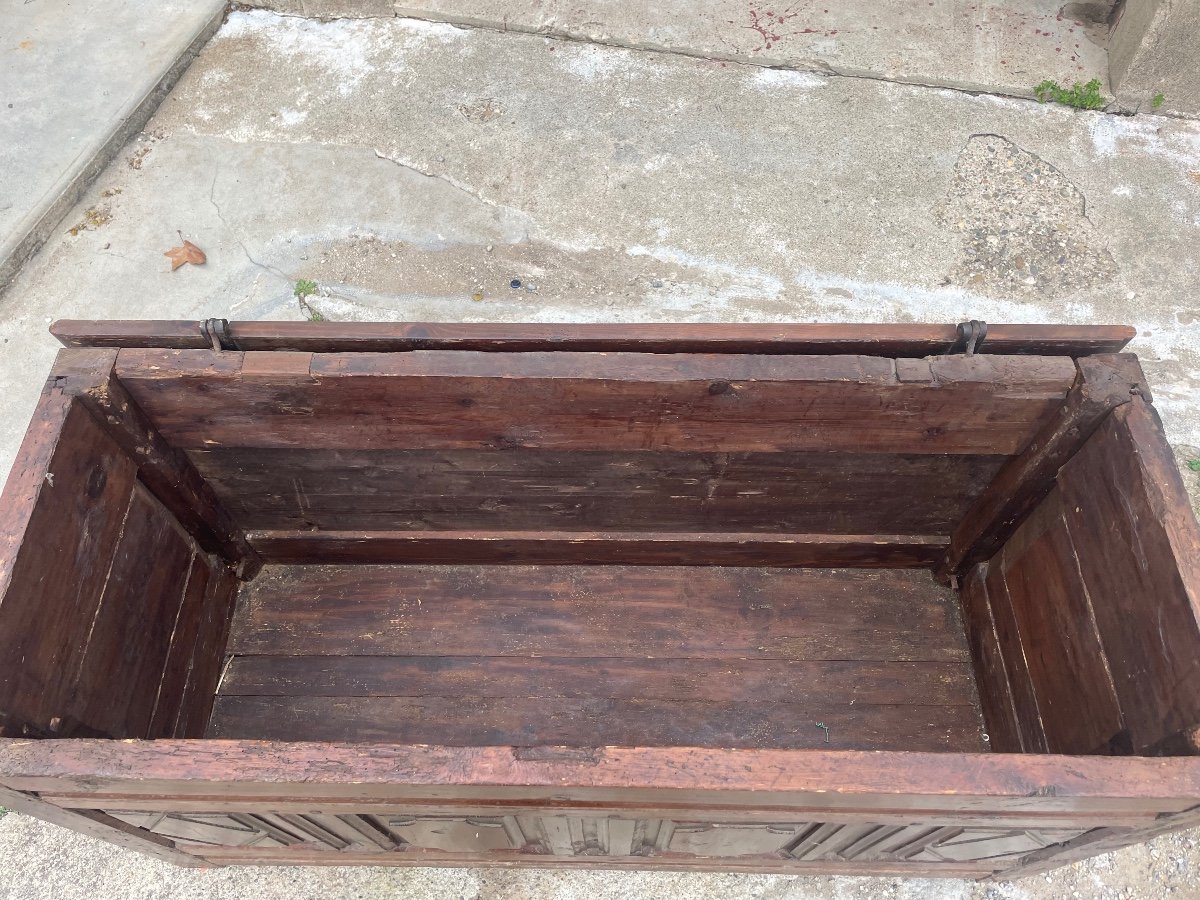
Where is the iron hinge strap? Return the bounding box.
[201,318,239,351]
[948,319,988,355]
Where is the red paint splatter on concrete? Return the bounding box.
[740,3,817,50]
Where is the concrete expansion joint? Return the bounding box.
[239,3,1200,123]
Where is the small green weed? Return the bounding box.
[1034,78,1105,110]
[1152,93,1165,110]
[293,280,325,321]
[1187,458,1200,472]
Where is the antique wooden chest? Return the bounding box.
[1,319,1198,879]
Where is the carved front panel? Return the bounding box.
[106,810,1090,867]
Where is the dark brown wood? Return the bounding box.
[245,530,946,567]
[42,796,1161,828]
[985,486,1123,755]
[0,783,208,867]
[192,448,1004,537]
[958,565,1022,752]
[191,848,995,875]
[51,320,1137,356]
[114,350,1075,455]
[230,565,970,662]
[208,694,986,751]
[0,392,138,737]
[989,804,1200,880]
[148,554,214,738]
[51,349,261,578]
[937,354,1149,581]
[6,741,1200,812]
[51,320,213,350]
[1147,726,1200,757]
[101,808,1076,872]
[981,559,1049,753]
[67,484,195,738]
[220,564,979,750]
[172,563,240,738]
[11,321,1200,877]
[221,655,978,706]
[1057,399,1200,753]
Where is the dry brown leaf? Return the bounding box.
[1189,171,1200,186]
[165,237,206,271]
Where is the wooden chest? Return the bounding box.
[2,319,1199,879]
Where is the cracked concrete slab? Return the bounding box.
[2,9,1195,476]
[247,0,1114,104]
[0,0,225,290]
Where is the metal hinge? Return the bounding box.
[201,318,239,351]
[948,319,988,355]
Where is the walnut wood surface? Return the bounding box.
[51,320,1137,356]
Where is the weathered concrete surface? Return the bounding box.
[1,807,1200,899]
[246,0,1114,104]
[1109,0,1200,117]
[0,0,225,290]
[3,10,1198,485]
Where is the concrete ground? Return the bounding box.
[259,0,1115,104]
[0,0,224,289]
[2,5,1200,899]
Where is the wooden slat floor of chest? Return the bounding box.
[208,565,988,752]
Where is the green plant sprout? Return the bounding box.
[1034,78,1105,110]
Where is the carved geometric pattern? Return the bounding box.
[106,811,1088,865]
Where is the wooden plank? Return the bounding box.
[148,554,212,738]
[52,349,261,578]
[51,320,210,350]
[220,655,979,707]
[193,847,995,875]
[1147,726,1200,757]
[991,486,1123,755]
[0,784,208,867]
[981,560,1048,753]
[207,695,986,751]
[191,448,1005,536]
[114,350,1076,455]
[67,484,195,738]
[229,565,969,662]
[937,354,1148,581]
[1058,399,1200,753]
[52,319,1137,356]
[5,741,1200,815]
[989,805,1200,881]
[245,531,946,567]
[173,563,240,738]
[44,797,1162,829]
[958,565,1022,752]
[0,393,138,737]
